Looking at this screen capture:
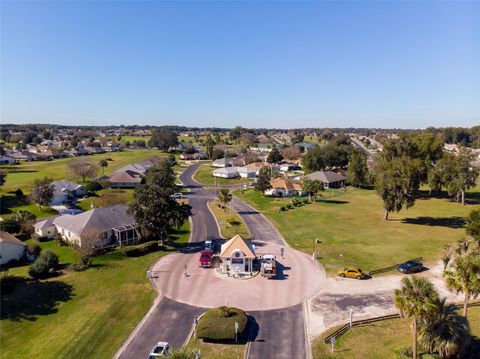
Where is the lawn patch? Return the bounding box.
[196,306,248,341]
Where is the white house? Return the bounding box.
[237,167,257,178]
[212,167,240,179]
[33,217,57,239]
[50,180,87,205]
[0,231,26,265]
[219,235,256,275]
[0,156,16,165]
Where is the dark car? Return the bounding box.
[397,260,423,274]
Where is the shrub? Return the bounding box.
[196,306,248,341]
[303,199,309,204]
[0,219,20,234]
[85,181,103,192]
[27,242,42,257]
[287,204,294,209]
[122,241,158,257]
[122,246,141,257]
[28,250,59,279]
[280,206,287,211]
[227,218,240,226]
[15,188,24,197]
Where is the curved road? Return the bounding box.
[116,163,312,359]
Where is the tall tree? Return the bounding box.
[99,159,108,175]
[218,188,232,212]
[255,166,272,192]
[204,135,215,160]
[465,209,480,248]
[347,149,368,188]
[30,177,54,209]
[374,155,422,220]
[419,298,471,358]
[394,276,440,359]
[68,158,99,182]
[128,162,191,242]
[267,146,283,164]
[148,128,179,151]
[444,253,480,318]
[302,178,324,202]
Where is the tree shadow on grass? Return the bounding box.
[1,277,74,321]
[401,216,466,229]
[0,194,30,215]
[316,199,350,205]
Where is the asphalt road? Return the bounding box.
[116,297,204,359]
[350,137,373,158]
[248,304,306,359]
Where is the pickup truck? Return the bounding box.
[260,254,277,279]
[199,250,213,268]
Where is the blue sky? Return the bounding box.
[1,1,479,129]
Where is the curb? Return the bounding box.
[303,301,313,359]
[206,200,227,240]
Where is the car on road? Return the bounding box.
[337,266,365,279]
[199,250,213,268]
[397,260,423,274]
[170,193,183,200]
[147,342,169,358]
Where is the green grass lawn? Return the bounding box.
[0,222,189,359]
[75,188,135,211]
[186,337,245,359]
[208,201,250,239]
[312,306,480,359]
[0,149,169,219]
[193,164,253,187]
[235,187,479,273]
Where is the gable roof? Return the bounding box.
[220,235,255,259]
[0,231,25,247]
[33,217,57,230]
[307,170,345,183]
[53,205,135,237]
[53,180,84,193]
[139,156,167,168]
[270,178,303,191]
[107,170,143,184]
[113,163,148,176]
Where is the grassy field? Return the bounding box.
[193,164,253,187]
[208,201,250,239]
[186,337,245,359]
[236,187,479,273]
[312,306,480,358]
[75,188,135,211]
[0,149,169,219]
[0,222,189,359]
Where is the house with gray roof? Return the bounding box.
[306,170,346,189]
[33,205,137,247]
[50,180,87,205]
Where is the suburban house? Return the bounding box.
[11,151,47,161]
[279,161,301,172]
[212,157,235,168]
[113,156,167,176]
[237,167,257,178]
[219,235,256,276]
[33,205,137,247]
[106,170,143,188]
[306,170,346,188]
[243,162,280,175]
[265,178,305,197]
[251,143,274,153]
[180,153,205,160]
[0,231,26,265]
[50,180,87,205]
[212,167,240,179]
[0,156,16,165]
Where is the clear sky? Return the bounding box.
[1,1,479,129]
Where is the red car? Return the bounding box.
[199,250,213,268]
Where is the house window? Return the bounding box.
[100,231,108,239]
[231,258,243,264]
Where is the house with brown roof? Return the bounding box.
[0,231,26,265]
[265,178,305,197]
[106,170,143,188]
[219,235,256,275]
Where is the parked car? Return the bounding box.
[337,266,365,279]
[171,193,183,199]
[397,260,423,274]
[199,250,213,268]
[147,342,169,358]
[205,239,213,252]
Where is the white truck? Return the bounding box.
[260,254,277,279]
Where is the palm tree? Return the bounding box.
[394,276,439,359]
[444,252,480,318]
[419,298,471,358]
[218,188,232,212]
[99,159,108,175]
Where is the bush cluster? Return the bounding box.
[28,250,59,279]
[122,241,163,257]
[196,306,248,341]
[226,217,240,226]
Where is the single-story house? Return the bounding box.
[35,204,138,247]
[252,143,274,153]
[279,161,301,172]
[219,235,256,275]
[180,153,205,160]
[237,167,257,178]
[11,151,47,161]
[243,162,280,175]
[33,217,57,239]
[306,170,346,189]
[139,156,167,168]
[113,163,148,176]
[0,156,16,165]
[212,167,240,179]
[50,180,87,205]
[106,170,143,188]
[0,231,26,265]
[212,157,235,168]
[265,178,306,197]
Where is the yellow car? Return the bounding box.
[337,266,365,279]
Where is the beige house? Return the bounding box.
[0,231,26,265]
[219,235,256,275]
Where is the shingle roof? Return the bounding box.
[33,217,57,230]
[220,235,255,259]
[113,163,148,176]
[107,170,143,184]
[53,205,135,236]
[0,231,25,247]
[270,178,303,191]
[53,180,83,193]
[307,170,345,183]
